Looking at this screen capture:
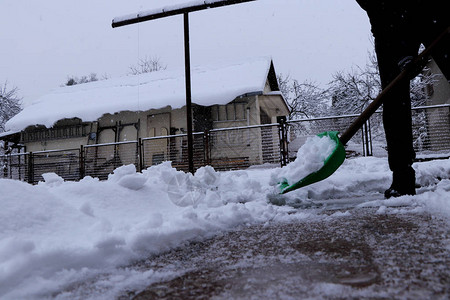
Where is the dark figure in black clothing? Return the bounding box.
[355,0,450,198]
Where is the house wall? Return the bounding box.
[25,137,89,153]
[22,121,90,152]
[424,60,450,151]
[207,94,287,166]
[91,106,191,167]
[211,97,258,129]
[425,59,450,106]
[258,94,290,164]
[208,97,263,165]
[19,93,288,168]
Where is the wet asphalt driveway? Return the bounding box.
[120,207,449,300]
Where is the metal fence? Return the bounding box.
[141,132,207,172]
[287,104,450,159]
[1,123,283,183]
[1,105,449,183]
[141,124,282,172]
[411,104,450,154]
[1,152,29,182]
[84,141,140,180]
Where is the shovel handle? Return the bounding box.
[339,26,450,145]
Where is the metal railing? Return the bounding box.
[1,123,283,183]
[1,105,449,183]
[286,104,450,159]
[141,132,206,173]
[84,141,139,180]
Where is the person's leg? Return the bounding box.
[374,36,418,197]
[360,1,429,196]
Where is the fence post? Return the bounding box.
[362,121,373,156]
[367,119,373,156]
[79,145,85,180]
[2,142,7,178]
[2,155,6,179]
[204,130,210,166]
[278,117,288,166]
[137,138,143,172]
[10,155,13,179]
[17,153,20,180]
[27,152,34,184]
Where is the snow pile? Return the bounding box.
[272,134,337,186]
[0,162,287,299]
[1,156,450,299]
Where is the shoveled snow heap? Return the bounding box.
[1,156,450,299]
[272,134,336,186]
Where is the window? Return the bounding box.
[211,103,247,122]
[22,125,87,142]
[218,105,227,121]
[226,104,235,120]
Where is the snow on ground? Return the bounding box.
[1,156,450,299]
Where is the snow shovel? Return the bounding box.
[279,26,450,194]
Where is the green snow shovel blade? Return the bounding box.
[279,131,346,194]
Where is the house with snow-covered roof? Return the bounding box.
[2,57,289,173]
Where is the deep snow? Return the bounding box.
[1,156,450,299]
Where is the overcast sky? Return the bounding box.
[0,0,373,106]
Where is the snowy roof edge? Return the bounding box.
[0,130,20,139]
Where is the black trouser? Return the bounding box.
[361,0,450,174]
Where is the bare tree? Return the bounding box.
[0,81,22,132]
[328,49,441,149]
[278,74,328,120]
[329,50,439,115]
[410,65,442,107]
[328,51,381,115]
[129,56,167,75]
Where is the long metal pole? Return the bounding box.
[184,13,194,174]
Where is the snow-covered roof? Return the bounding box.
[0,130,20,139]
[6,57,276,131]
